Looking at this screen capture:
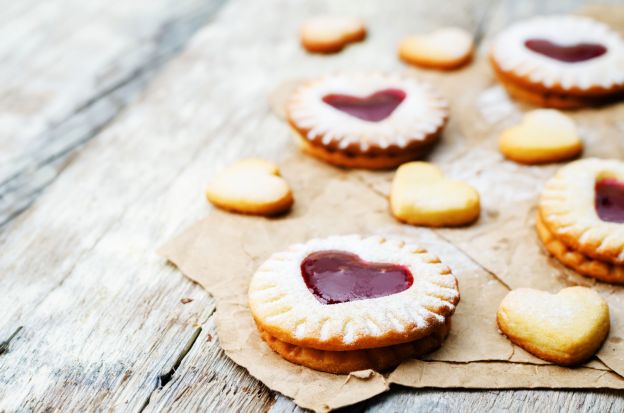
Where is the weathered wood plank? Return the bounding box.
[0,0,226,227]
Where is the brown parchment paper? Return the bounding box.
[160,6,624,411]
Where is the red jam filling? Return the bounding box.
[595,178,624,223]
[322,89,406,122]
[524,39,607,63]
[301,250,413,305]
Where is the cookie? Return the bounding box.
[497,286,610,366]
[536,212,624,284]
[248,234,460,351]
[300,16,366,54]
[399,27,474,70]
[206,159,293,216]
[499,109,582,164]
[259,319,450,374]
[287,73,448,169]
[390,162,480,227]
[539,158,624,266]
[490,15,624,108]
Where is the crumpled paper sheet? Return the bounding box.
[349,4,624,382]
[161,6,624,411]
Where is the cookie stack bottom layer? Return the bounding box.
[536,213,624,284]
[490,59,624,109]
[258,319,451,374]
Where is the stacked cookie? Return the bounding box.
[490,16,624,109]
[537,159,624,284]
[287,73,448,170]
[248,235,459,373]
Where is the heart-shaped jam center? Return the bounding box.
[322,89,406,122]
[301,250,413,305]
[524,39,607,63]
[595,178,624,223]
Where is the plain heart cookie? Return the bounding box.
[499,109,582,164]
[300,16,366,54]
[399,27,474,70]
[205,159,293,216]
[390,162,480,227]
[497,287,610,366]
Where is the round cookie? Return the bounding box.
[497,286,610,366]
[300,16,366,54]
[490,15,624,108]
[390,162,480,227]
[287,73,448,169]
[259,319,450,374]
[539,158,624,266]
[498,109,582,164]
[536,212,624,284]
[399,27,474,70]
[206,159,294,216]
[248,234,460,351]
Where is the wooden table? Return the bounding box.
[1,0,623,411]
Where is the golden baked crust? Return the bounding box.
[497,287,610,366]
[491,60,623,109]
[539,158,624,266]
[248,235,460,351]
[287,73,448,170]
[536,212,624,284]
[259,319,450,374]
[296,133,435,170]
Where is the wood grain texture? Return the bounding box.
[1,0,623,411]
[0,0,226,227]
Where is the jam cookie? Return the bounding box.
[300,16,366,54]
[206,159,293,216]
[287,73,448,169]
[390,162,480,227]
[259,319,450,374]
[490,15,624,108]
[497,287,610,366]
[248,235,459,352]
[539,159,624,267]
[399,27,474,70]
[499,109,582,164]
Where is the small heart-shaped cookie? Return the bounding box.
[206,159,293,216]
[497,287,610,366]
[390,162,480,227]
[399,27,474,70]
[300,16,366,54]
[499,109,582,164]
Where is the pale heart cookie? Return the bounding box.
[399,27,474,70]
[300,16,366,54]
[205,159,293,216]
[490,15,624,108]
[390,162,480,227]
[499,109,582,164]
[497,287,610,366]
[287,73,448,169]
[259,319,450,374]
[539,159,624,267]
[248,234,460,351]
